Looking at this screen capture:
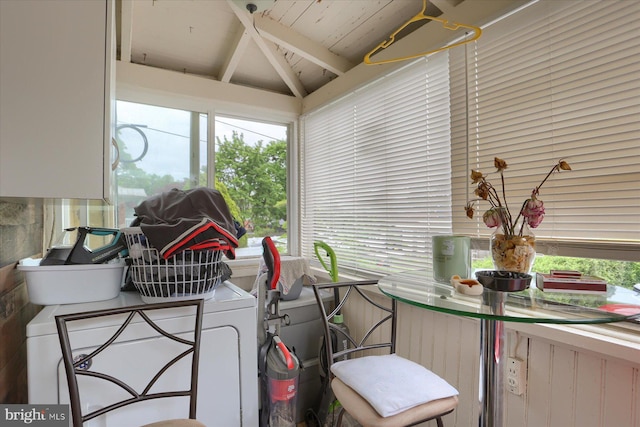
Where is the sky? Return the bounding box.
[215,116,288,147]
[115,101,287,180]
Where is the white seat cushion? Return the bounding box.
[330,354,459,417]
[332,377,459,427]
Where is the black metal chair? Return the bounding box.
[55,299,206,427]
[312,280,459,427]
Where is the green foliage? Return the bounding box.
[214,179,242,221]
[533,255,640,288]
[215,131,287,233]
[473,254,640,289]
[214,179,248,248]
[473,257,494,270]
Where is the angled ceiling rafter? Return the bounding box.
[254,14,354,76]
[226,0,307,98]
[219,25,252,82]
[119,0,134,62]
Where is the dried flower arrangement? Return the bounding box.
[465,157,572,237]
[465,157,572,272]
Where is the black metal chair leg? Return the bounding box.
[336,407,346,427]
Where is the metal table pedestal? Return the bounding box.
[479,292,507,427]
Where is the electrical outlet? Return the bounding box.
[507,357,526,395]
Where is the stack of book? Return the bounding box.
[538,270,608,293]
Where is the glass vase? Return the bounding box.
[490,224,536,274]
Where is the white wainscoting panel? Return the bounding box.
[342,291,640,427]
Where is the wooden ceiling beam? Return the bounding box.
[254,14,354,76]
[218,25,251,83]
[119,0,133,62]
[226,0,307,98]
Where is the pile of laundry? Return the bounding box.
[123,187,243,294]
[131,187,244,260]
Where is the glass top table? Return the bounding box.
[378,269,640,324]
[378,269,640,427]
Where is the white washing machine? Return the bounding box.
[27,282,258,427]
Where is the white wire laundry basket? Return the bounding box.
[123,227,224,303]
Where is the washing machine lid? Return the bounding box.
[27,281,255,338]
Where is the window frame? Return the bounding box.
[51,85,297,262]
[212,113,293,258]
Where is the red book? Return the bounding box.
[549,270,582,278]
[539,273,608,293]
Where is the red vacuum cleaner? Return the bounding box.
[257,237,300,427]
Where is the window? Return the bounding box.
[450,0,640,256]
[301,54,452,276]
[301,0,639,288]
[54,101,290,259]
[114,101,207,227]
[115,104,289,257]
[449,0,640,285]
[214,116,288,256]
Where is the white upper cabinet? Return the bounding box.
[0,0,115,200]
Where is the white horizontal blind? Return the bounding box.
[451,0,640,248]
[301,54,452,275]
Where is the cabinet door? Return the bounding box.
[0,0,114,200]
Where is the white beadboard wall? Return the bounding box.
[341,291,640,427]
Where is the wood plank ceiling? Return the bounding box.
[116,0,526,98]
